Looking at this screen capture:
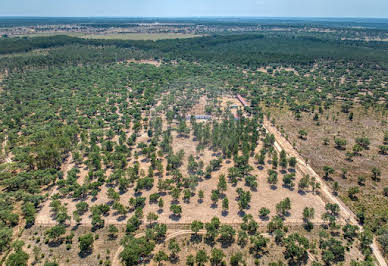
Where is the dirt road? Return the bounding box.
[263,119,387,266]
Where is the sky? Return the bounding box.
[0,0,387,18]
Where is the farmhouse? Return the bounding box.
[186,114,212,120]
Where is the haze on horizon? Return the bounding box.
[0,0,387,19]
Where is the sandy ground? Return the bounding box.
[35,97,329,227]
[29,93,382,266]
[262,118,387,266]
[126,59,161,67]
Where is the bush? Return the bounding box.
[78,233,94,253]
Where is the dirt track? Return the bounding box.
[263,119,387,266]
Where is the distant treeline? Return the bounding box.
[1,33,388,71]
[0,34,264,54]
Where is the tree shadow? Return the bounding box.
[78,250,92,258]
[25,222,34,229]
[219,239,234,249]
[169,214,181,221]
[222,210,229,217]
[190,234,203,244]
[249,187,257,192]
[72,223,80,231]
[270,185,277,190]
[238,210,246,217]
[169,256,180,264]
[204,236,216,247]
[134,191,143,197]
[171,199,179,205]
[117,215,126,222]
[48,239,63,248]
[282,184,295,191]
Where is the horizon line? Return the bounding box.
[0,15,387,20]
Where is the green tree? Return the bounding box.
[323,166,334,179]
[168,239,181,260]
[298,176,309,192]
[0,226,13,252]
[6,249,29,266]
[279,150,288,169]
[284,233,309,263]
[218,225,236,245]
[250,233,269,256]
[45,224,66,243]
[170,204,182,217]
[289,157,297,168]
[320,237,345,264]
[196,249,208,266]
[186,255,195,266]
[191,220,204,235]
[298,130,307,140]
[230,252,244,266]
[371,167,381,181]
[348,186,360,200]
[276,198,291,216]
[108,225,118,240]
[154,250,168,266]
[198,190,204,202]
[146,212,158,224]
[78,233,94,254]
[334,137,347,149]
[259,207,270,219]
[120,236,155,265]
[217,174,227,192]
[210,248,225,265]
[303,207,315,231]
[267,169,278,187]
[222,197,229,212]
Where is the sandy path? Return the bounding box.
[263,119,387,266]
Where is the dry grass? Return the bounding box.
[265,104,388,231]
[35,97,334,228]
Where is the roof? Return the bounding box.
[236,94,249,107]
[186,115,212,120]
